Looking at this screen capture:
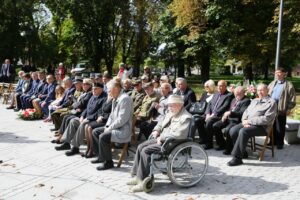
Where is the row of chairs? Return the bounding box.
[0,83,14,104]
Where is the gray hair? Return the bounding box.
[204,79,215,89]
[176,77,187,84]
[234,86,245,94]
[107,79,122,89]
[161,82,172,91]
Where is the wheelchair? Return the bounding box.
[142,116,209,192]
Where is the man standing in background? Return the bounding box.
[268,67,296,149]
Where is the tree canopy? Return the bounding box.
[0,0,299,80]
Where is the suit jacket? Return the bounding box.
[153,107,192,141]
[205,90,233,117]
[27,79,40,96]
[0,63,15,77]
[228,97,251,123]
[97,98,113,123]
[43,83,57,104]
[72,90,93,110]
[81,92,107,120]
[57,85,76,108]
[22,79,33,94]
[33,80,47,96]
[105,93,133,143]
[175,87,196,110]
[15,79,24,93]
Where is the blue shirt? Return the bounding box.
[271,81,285,102]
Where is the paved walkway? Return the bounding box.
[0,103,300,200]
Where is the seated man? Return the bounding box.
[51,78,93,143]
[55,83,107,152]
[202,80,233,149]
[174,77,196,110]
[227,84,277,166]
[33,75,56,118]
[23,71,47,109]
[138,82,172,140]
[132,82,159,139]
[130,79,146,113]
[6,70,25,109]
[212,86,250,153]
[20,71,40,110]
[49,77,76,131]
[91,79,133,170]
[127,95,192,192]
[14,73,32,111]
[51,77,83,131]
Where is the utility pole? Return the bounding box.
[275,0,284,73]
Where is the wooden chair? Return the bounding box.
[111,142,129,167]
[2,83,14,104]
[249,126,274,161]
[0,83,4,99]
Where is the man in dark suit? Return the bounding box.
[0,59,16,83]
[24,71,47,109]
[36,75,57,118]
[174,78,196,110]
[55,83,107,153]
[20,71,40,110]
[203,80,233,150]
[212,86,250,153]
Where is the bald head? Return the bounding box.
[257,84,268,99]
[217,80,227,94]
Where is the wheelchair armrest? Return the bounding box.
[161,138,192,154]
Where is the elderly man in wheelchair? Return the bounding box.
[127,95,208,193]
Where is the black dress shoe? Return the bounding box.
[203,144,213,150]
[6,106,15,109]
[215,145,225,151]
[65,147,80,156]
[223,149,232,155]
[55,143,71,151]
[14,108,20,112]
[243,151,248,159]
[50,128,58,132]
[227,157,243,166]
[96,161,114,170]
[51,139,62,144]
[277,145,283,150]
[91,158,103,164]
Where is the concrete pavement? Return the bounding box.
[0,103,300,200]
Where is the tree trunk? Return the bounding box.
[177,57,185,78]
[200,46,210,83]
[244,62,253,82]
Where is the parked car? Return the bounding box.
[233,71,243,75]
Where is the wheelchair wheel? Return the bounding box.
[152,154,168,174]
[143,176,155,193]
[167,142,208,187]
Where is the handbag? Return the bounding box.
[189,101,207,115]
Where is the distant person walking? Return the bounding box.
[55,62,66,82]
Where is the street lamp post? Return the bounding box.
[275,0,284,72]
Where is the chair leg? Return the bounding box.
[117,143,129,168]
[271,129,274,157]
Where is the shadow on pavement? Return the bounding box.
[0,131,40,143]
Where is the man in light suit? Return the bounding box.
[227,84,277,166]
[0,59,16,83]
[91,79,133,170]
[127,95,192,192]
